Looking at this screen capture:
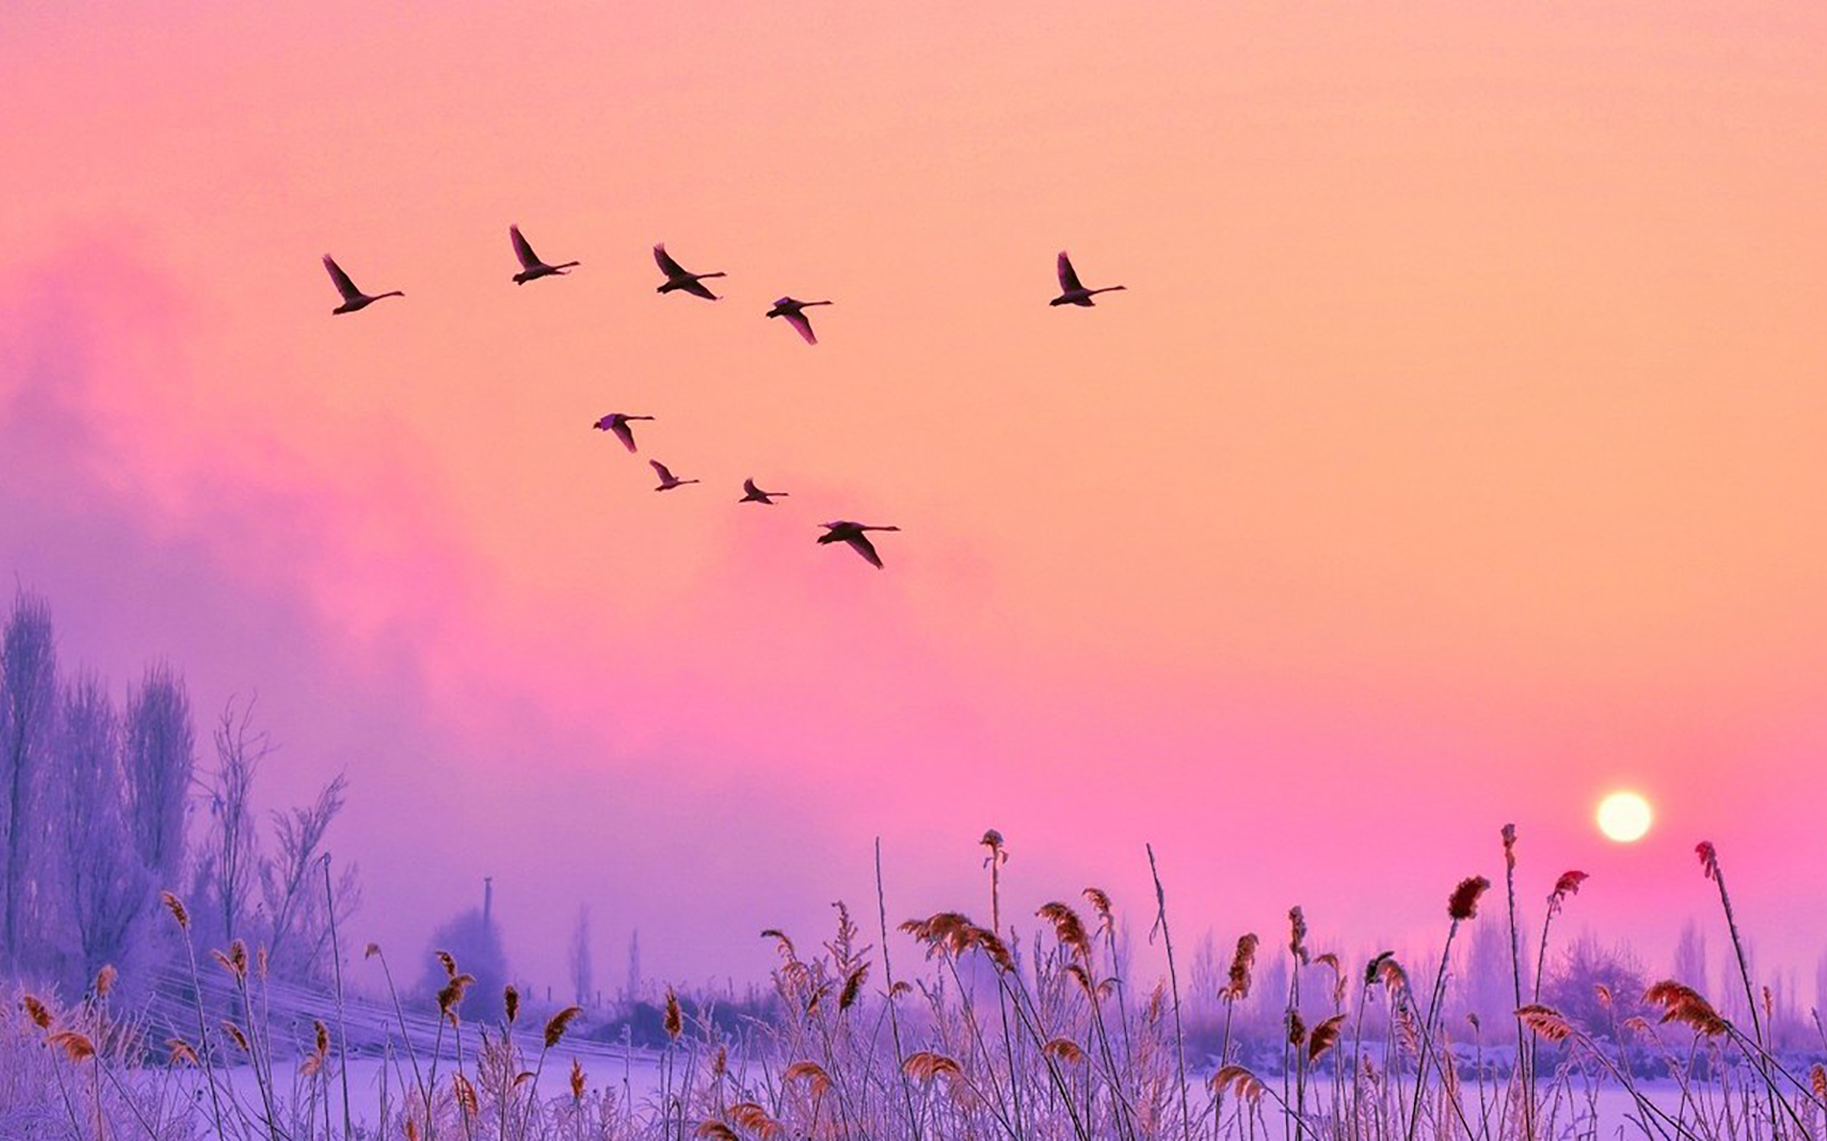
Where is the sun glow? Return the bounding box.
[1596,791,1653,843]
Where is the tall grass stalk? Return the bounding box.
[1146,843,1192,1141]
[1501,824,1534,1141]
[1698,841,1785,1139]
[321,855,354,1141]
[1404,876,1488,1141]
[875,839,922,1141]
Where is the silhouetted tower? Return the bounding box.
[483,876,494,927]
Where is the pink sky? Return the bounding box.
[4,4,1827,992]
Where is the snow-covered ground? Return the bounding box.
[214,1050,667,1134]
[213,1057,1709,1140]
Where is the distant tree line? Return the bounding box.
[0,589,358,999]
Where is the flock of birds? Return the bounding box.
[321,226,1127,568]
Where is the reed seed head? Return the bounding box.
[1516,1004,1573,1042]
[1043,1036,1086,1064]
[730,1103,784,1140]
[1644,979,1729,1037]
[50,1030,96,1061]
[903,1051,962,1081]
[1308,1013,1346,1064]
[453,1073,479,1117]
[160,891,190,930]
[436,973,474,1018]
[1448,876,1491,921]
[20,994,52,1030]
[1037,902,1092,962]
[1081,887,1114,934]
[663,989,683,1041]
[839,964,869,1011]
[1224,933,1259,1000]
[546,1004,583,1048]
[783,1060,832,1096]
[1696,842,1719,880]
[1210,1064,1266,1103]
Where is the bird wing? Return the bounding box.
[653,244,687,278]
[679,278,719,301]
[1057,251,1083,292]
[743,479,760,495]
[845,533,884,568]
[649,460,673,483]
[322,255,361,301]
[510,225,540,269]
[782,310,817,344]
[612,421,637,452]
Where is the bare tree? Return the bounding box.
[55,673,150,988]
[1673,920,1707,989]
[1542,931,1646,1038]
[194,699,269,946]
[260,773,359,980]
[568,904,594,1006]
[1,590,58,968]
[1459,912,1516,1042]
[1815,953,1827,1027]
[123,663,194,892]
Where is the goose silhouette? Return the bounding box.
[592,413,655,453]
[766,296,832,344]
[739,479,788,505]
[322,255,403,314]
[510,225,580,284]
[654,244,725,300]
[649,460,699,491]
[1050,251,1125,307]
[818,521,901,568]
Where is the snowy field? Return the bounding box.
[215,1057,1702,1140]
[213,1050,667,1134]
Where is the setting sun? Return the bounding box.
[1596,790,1654,843]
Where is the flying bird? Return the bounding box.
[322,255,403,315]
[1049,251,1126,307]
[739,479,788,505]
[766,296,832,344]
[653,244,725,300]
[510,225,580,284]
[649,460,699,491]
[592,413,654,453]
[818,521,901,569]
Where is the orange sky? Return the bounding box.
[4,3,1826,989]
